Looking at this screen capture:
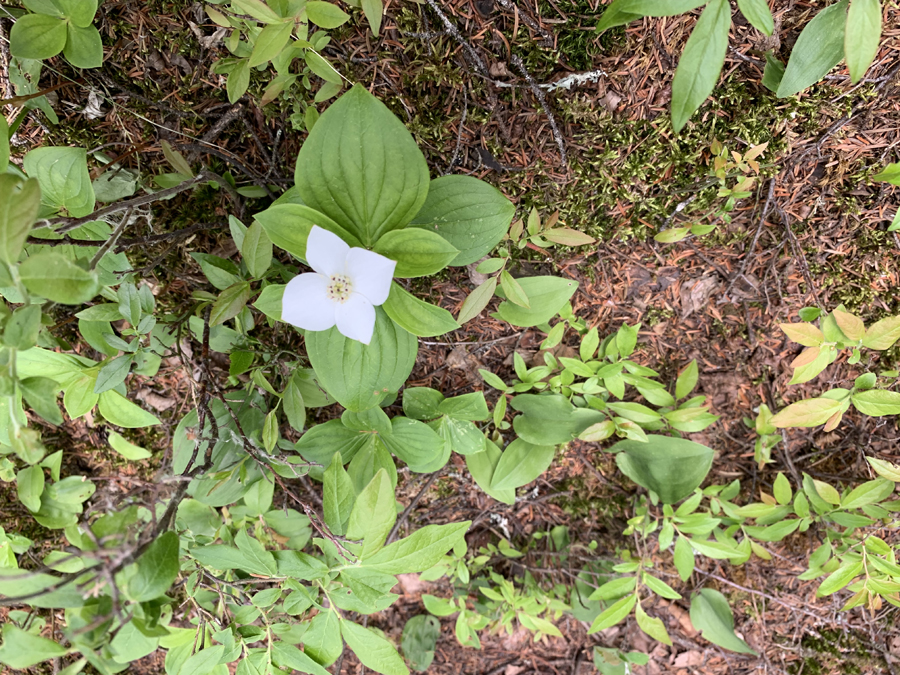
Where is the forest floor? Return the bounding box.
[2,0,900,673]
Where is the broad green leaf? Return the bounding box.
[209,282,252,327]
[20,376,64,425]
[587,593,637,634]
[409,175,514,266]
[736,0,774,35]
[689,589,757,654]
[254,203,358,259]
[832,308,864,341]
[23,146,95,217]
[98,390,160,428]
[816,560,863,596]
[306,307,417,411]
[4,305,41,350]
[670,0,731,132]
[108,430,152,460]
[242,221,273,278]
[499,270,529,308]
[57,0,98,27]
[382,417,447,473]
[863,315,900,349]
[0,624,68,669]
[744,519,800,542]
[283,378,306,432]
[851,389,900,416]
[305,50,342,84]
[128,531,179,601]
[642,572,682,600]
[20,251,99,304]
[248,21,293,67]
[232,0,281,22]
[64,23,103,68]
[177,645,225,675]
[401,615,439,672]
[363,522,470,574]
[0,176,40,264]
[777,0,849,97]
[270,644,330,675]
[466,439,515,505]
[347,469,396,556]
[874,163,900,185]
[613,436,714,504]
[635,603,672,645]
[383,283,460,337]
[296,85,429,246]
[542,227,596,246]
[675,359,699,399]
[303,610,343,665]
[761,50,786,91]
[373,229,458,277]
[295,419,370,466]
[94,354,135,394]
[362,0,383,35]
[841,478,894,510]
[253,283,284,321]
[674,535,695,580]
[9,14,67,60]
[323,454,355,536]
[227,59,250,103]
[779,322,825,347]
[597,0,707,31]
[589,576,637,601]
[867,456,900,482]
[192,251,240,290]
[0,117,8,173]
[511,394,605,445]
[493,276,577,327]
[490,439,556,491]
[773,472,792,505]
[17,464,44,512]
[457,277,497,325]
[770,398,842,428]
[306,1,351,28]
[341,620,410,675]
[845,0,881,83]
[439,392,489,421]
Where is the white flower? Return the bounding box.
[282,226,396,345]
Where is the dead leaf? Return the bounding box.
[136,389,175,412]
[679,276,720,318]
[673,651,703,668]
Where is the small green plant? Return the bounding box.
[8,0,104,69]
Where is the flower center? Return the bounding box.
[326,274,353,303]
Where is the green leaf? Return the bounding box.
[210,282,252,327]
[20,376,64,425]
[341,620,410,675]
[409,175,515,266]
[295,85,429,246]
[270,644,330,675]
[675,360,699,399]
[674,535,695,580]
[841,478,894,510]
[874,163,900,186]
[0,116,8,173]
[0,176,40,264]
[670,0,731,132]
[63,23,103,68]
[98,390,160,428]
[227,59,250,103]
[635,603,672,645]
[490,439,556,491]
[4,304,41,350]
[254,203,359,259]
[9,13,67,60]
[306,1,351,28]
[283,378,306,433]
[589,576,637,601]
[347,469,396,556]
[305,50,343,84]
[17,464,44,512]
[0,624,68,669]
[851,389,900,416]
[465,439,515,505]
[770,398,842,428]
[863,315,900,349]
[773,472,792,505]
[457,277,497,325]
[323,453,355,536]
[248,20,293,67]
[383,283,460,338]
[777,0,849,97]
[499,270,530,308]
[23,146,95,217]
[362,0,383,35]
[689,589,757,654]
[128,531,179,601]
[642,572,682,600]
[363,522,470,574]
[613,436,715,504]
[94,354,135,394]
[762,50,786,91]
[373,229,458,277]
[20,251,100,304]
[493,276,578,327]
[867,456,900,482]
[242,221,273,278]
[511,394,605,445]
[587,593,637,634]
[597,0,707,31]
[401,615,440,672]
[232,0,281,22]
[306,308,417,411]
[816,560,863,596]
[302,610,343,665]
[845,0,881,83]
[253,284,284,321]
[177,645,225,675]
[736,0,774,35]
[108,430,152,460]
[57,0,97,27]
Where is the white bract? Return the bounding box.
[282,226,396,345]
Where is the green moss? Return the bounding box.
[785,629,883,675]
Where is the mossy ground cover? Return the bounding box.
[2,0,900,673]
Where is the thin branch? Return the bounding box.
[511,54,567,168]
